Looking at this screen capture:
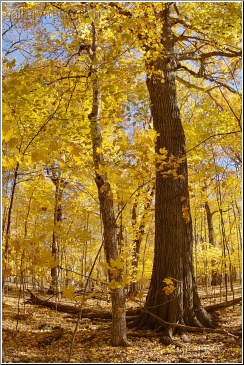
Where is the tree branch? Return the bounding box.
[176,75,216,92]
[178,64,238,93]
[22,96,64,154]
[186,131,241,154]
[46,75,88,85]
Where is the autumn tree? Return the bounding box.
[108,2,242,336]
[45,165,67,295]
[2,0,242,346]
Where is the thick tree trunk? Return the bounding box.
[137,5,214,333]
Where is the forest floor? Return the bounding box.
[2,285,242,363]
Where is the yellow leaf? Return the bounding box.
[162,277,176,295]
[108,279,122,289]
[136,290,144,300]
[162,277,174,286]
[163,285,175,296]
[159,147,167,156]
[61,285,76,300]
[182,205,190,223]
[117,307,124,316]
[110,257,124,269]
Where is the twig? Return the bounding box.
[186,130,241,154]
[67,240,104,362]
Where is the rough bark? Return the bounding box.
[86,23,129,346]
[136,5,214,333]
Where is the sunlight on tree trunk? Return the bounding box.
[87,22,130,347]
[135,4,214,333]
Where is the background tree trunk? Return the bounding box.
[48,169,66,296]
[2,162,19,291]
[204,202,215,246]
[129,187,154,295]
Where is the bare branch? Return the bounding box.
[186,131,241,154]
[23,96,64,154]
[178,64,238,93]
[46,75,88,85]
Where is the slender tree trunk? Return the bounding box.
[136,5,214,333]
[2,162,19,291]
[204,202,215,245]
[232,201,242,283]
[204,200,223,286]
[48,172,66,296]
[3,163,19,258]
[129,187,154,295]
[87,22,129,346]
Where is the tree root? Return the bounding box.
[137,306,240,338]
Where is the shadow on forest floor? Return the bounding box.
[2,286,242,363]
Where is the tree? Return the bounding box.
[85,21,130,346]
[2,0,241,344]
[1,62,63,289]
[46,165,67,296]
[110,1,241,334]
[139,4,212,331]
[145,2,241,332]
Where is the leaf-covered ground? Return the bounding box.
[2,287,242,363]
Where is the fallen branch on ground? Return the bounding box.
[205,297,242,312]
[27,289,241,338]
[26,289,139,318]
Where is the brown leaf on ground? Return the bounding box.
[2,288,242,363]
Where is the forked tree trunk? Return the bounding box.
[136,5,214,333]
[87,22,129,347]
